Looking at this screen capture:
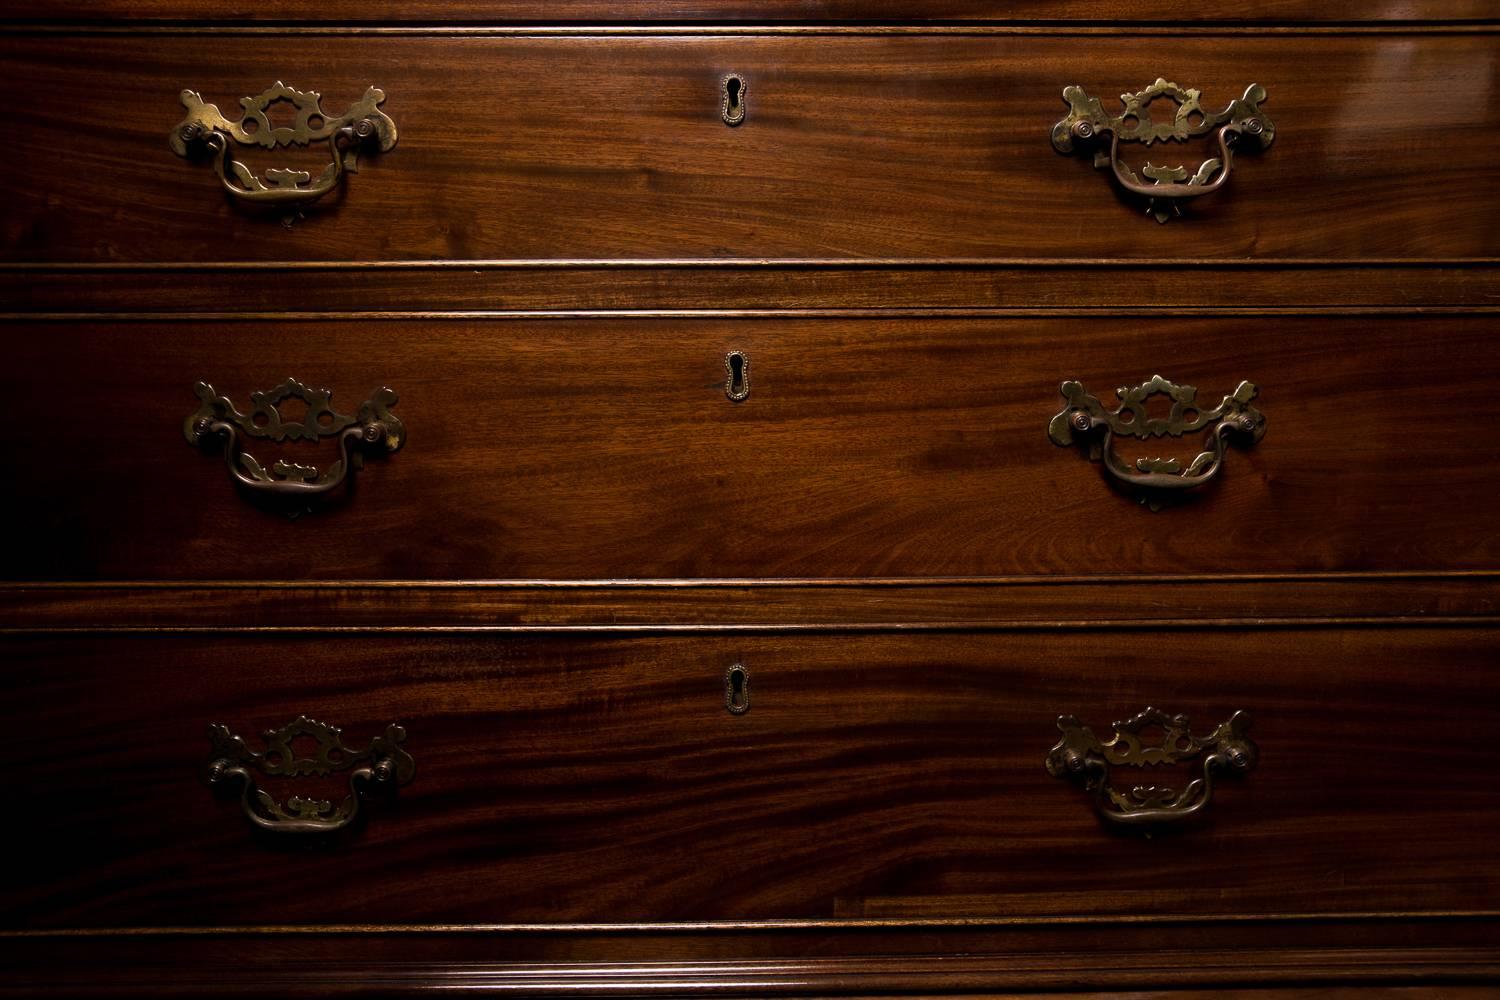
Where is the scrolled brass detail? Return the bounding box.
[1051,79,1274,222]
[1046,707,1257,827]
[170,81,397,214]
[205,715,414,835]
[1048,375,1264,503]
[184,378,404,507]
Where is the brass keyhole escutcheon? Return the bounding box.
[721,74,747,126]
[725,663,750,715]
[725,350,750,401]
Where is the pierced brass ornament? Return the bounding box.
[1046,707,1258,827]
[1048,375,1264,505]
[170,81,397,215]
[205,716,414,835]
[184,378,404,509]
[1051,79,1273,222]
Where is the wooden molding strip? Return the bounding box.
[9,263,1496,313]
[2,947,1498,995]
[3,576,1497,630]
[9,909,1500,935]
[4,24,1499,35]
[7,257,1499,269]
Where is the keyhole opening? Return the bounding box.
[725,350,750,401]
[725,664,750,715]
[722,74,747,126]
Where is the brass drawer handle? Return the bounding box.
[1051,79,1273,222]
[184,378,404,505]
[1046,708,1257,827]
[1048,375,1264,501]
[206,716,414,835]
[171,82,396,211]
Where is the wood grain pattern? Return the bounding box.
[4,924,1500,997]
[4,32,1498,264]
[3,627,1499,929]
[9,264,1500,313]
[5,1,1499,23]
[4,943,1500,997]
[5,575,1499,629]
[4,314,1497,581]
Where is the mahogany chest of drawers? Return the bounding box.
[2,3,1498,997]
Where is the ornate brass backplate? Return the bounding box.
[205,716,414,835]
[1051,79,1274,222]
[1046,707,1258,827]
[170,81,397,214]
[184,378,404,509]
[1048,375,1264,505]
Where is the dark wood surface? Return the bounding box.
[6,574,1499,629]
[4,315,1498,581]
[4,928,1500,997]
[4,922,1500,996]
[5,32,1499,265]
[3,1,1496,22]
[4,6,1498,997]
[9,265,1500,314]
[5,627,1499,928]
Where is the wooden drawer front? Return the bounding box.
[4,32,1497,264]
[5,315,1499,580]
[3,626,1497,928]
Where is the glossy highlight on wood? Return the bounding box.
[4,314,1498,580]
[3,4,1497,996]
[4,627,1500,929]
[4,32,1499,263]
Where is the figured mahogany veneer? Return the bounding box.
[3,1,1494,22]
[4,32,1499,264]
[3,6,1498,997]
[4,314,1498,580]
[4,627,1499,928]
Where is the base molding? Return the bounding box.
[5,922,1498,997]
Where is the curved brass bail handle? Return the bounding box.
[197,417,385,499]
[1104,123,1242,202]
[202,128,348,207]
[1052,80,1273,222]
[171,82,397,211]
[1046,708,1258,827]
[208,757,389,834]
[1048,376,1266,496]
[1092,416,1246,491]
[205,717,414,835]
[184,379,405,504]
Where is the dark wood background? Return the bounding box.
[4,314,1498,580]
[6,627,1499,929]
[3,7,1499,997]
[4,32,1498,263]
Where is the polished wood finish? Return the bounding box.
[5,315,1498,580]
[5,923,1500,997]
[5,574,1499,630]
[6,627,1500,928]
[3,5,1496,997]
[9,264,1500,314]
[3,1,1496,22]
[5,931,1500,997]
[5,32,1499,265]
